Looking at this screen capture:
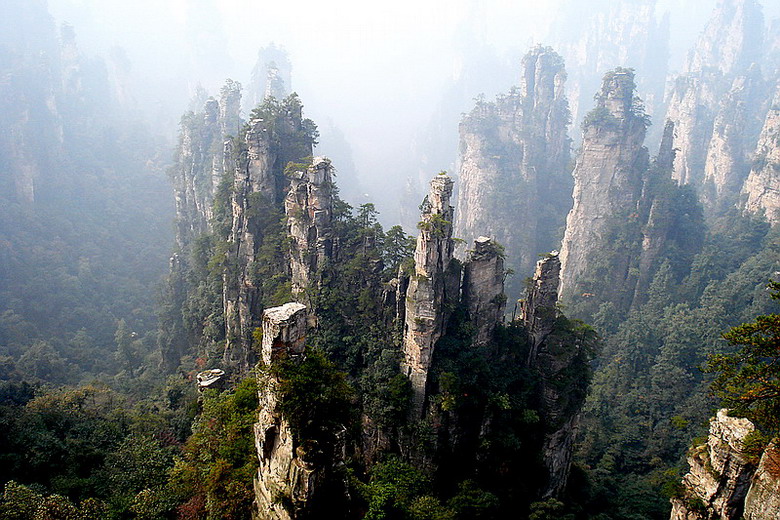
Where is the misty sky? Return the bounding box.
[46,0,780,220]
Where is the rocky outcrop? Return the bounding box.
[744,441,780,520]
[670,410,757,520]
[742,87,780,224]
[461,237,506,346]
[401,174,460,414]
[559,68,649,302]
[254,302,339,520]
[285,157,334,297]
[455,45,571,286]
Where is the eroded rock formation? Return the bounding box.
[401,174,460,414]
[522,253,561,361]
[670,410,757,520]
[455,45,571,285]
[254,302,342,520]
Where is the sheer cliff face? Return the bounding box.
[461,237,506,346]
[665,0,772,211]
[455,46,571,286]
[742,88,780,224]
[744,442,780,520]
[559,69,649,301]
[401,174,460,413]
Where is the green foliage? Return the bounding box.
[171,377,259,519]
[708,282,780,431]
[270,348,354,455]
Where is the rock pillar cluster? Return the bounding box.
[285,157,335,297]
[455,45,571,285]
[401,174,460,414]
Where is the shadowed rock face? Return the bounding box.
[462,237,506,346]
[456,45,571,287]
[559,68,649,302]
[522,253,561,362]
[670,410,757,520]
[742,86,780,224]
[401,174,460,415]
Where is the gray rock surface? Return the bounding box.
[461,237,506,346]
[742,86,780,224]
[744,441,780,520]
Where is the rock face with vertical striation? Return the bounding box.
[670,410,757,520]
[254,302,342,520]
[285,157,334,297]
[559,68,649,302]
[455,45,571,286]
[401,174,460,414]
[742,86,780,224]
[461,237,506,346]
[664,0,773,211]
[521,253,561,360]
[521,252,582,498]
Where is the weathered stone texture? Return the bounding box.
[742,87,780,224]
[521,253,561,361]
[559,69,648,301]
[744,442,780,520]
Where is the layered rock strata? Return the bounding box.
[461,237,506,346]
[401,174,460,414]
[742,87,780,224]
[670,410,757,520]
[455,45,571,284]
[285,157,334,297]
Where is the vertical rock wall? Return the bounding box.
[559,68,649,302]
[744,442,780,520]
[521,253,561,362]
[742,86,780,224]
